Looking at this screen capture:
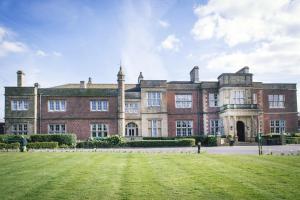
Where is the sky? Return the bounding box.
[1,0,300,121]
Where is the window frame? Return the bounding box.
[147,92,161,107]
[48,124,66,134]
[90,123,109,138]
[176,120,193,137]
[48,100,67,112]
[125,102,139,113]
[270,120,285,134]
[208,93,219,107]
[90,100,109,112]
[231,90,245,104]
[268,95,285,108]
[210,119,223,136]
[11,100,29,111]
[148,119,161,137]
[12,123,28,135]
[175,94,192,108]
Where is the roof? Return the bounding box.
[53,83,139,90]
[140,80,167,88]
[38,88,118,97]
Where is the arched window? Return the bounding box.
[125,122,138,136]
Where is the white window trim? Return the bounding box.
[147,92,161,107]
[175,94,192,108]
[12,123,28,135]
[148,119,161,137]
[90,100,109,112]
[210,119,224,136]
[90,123,109,138]
[268,95,285,109]
[176,120,193,137]
[11,100,29,111]
[48,100,67,112]
[270,120,286,134]
[125,102,139,113]
[208,93,219,107]
[48,124,66,134]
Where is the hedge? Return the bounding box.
[142,136,217,146]
[125,139,195,148]
[76,141,112,148]
[92,135,125,146]
[27,142,58,149]
[0,142,20,149]
[30,134,77,146]
[261,135,286,145]
[286,137,300,144]
[0,134,29,144]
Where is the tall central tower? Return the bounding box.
[117,66,125,136]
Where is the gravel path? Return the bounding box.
[8,144,299,155]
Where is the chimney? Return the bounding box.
[80,81,86,89]
[34,83,40,88]
[17,70,25,87]
[138,72,144,83]
[88,77,92,84]
[190,66,199,82]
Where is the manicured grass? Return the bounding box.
[0,153,299,200]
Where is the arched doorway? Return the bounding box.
[125,122,138,137]
[236,121,245,142]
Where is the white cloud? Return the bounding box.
[161,34,181,52]
[36,50,47,56]
[158,20,170,28]
[0,26,27,57]
[35,50,62,57]
[191,0,300,47]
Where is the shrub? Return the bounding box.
[27,142,58,149]
[76,141,111,148]
[30,134,77,146]
[142,136,217,147]
[106,135,125,145]
[0,143,7,149]
[0,134,29,144]
[59,144,70,148]
[286,137,300,144]
[125,139,195,148]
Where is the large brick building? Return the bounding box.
[4,66,298,141]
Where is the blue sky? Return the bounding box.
[0,0,300,120]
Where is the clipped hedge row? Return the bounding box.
[125,139,195,148]
[30,134,76,146]
[27,142,58,149]
[0,135,28,144]
[286,137,300,144]
[0,142,20,150]
[76,141,112,148]
[142,136,217,146]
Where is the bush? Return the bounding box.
[0,142,20,150]
[286,137,300,144]
[125,139,195,148]
[27,142,58,149]
[0,134,29,144]
[261,135,285,145]
[30,134,76,146]
[142,136,217,147]
[76,141,111,148]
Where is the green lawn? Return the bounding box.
[0,153,299,200]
